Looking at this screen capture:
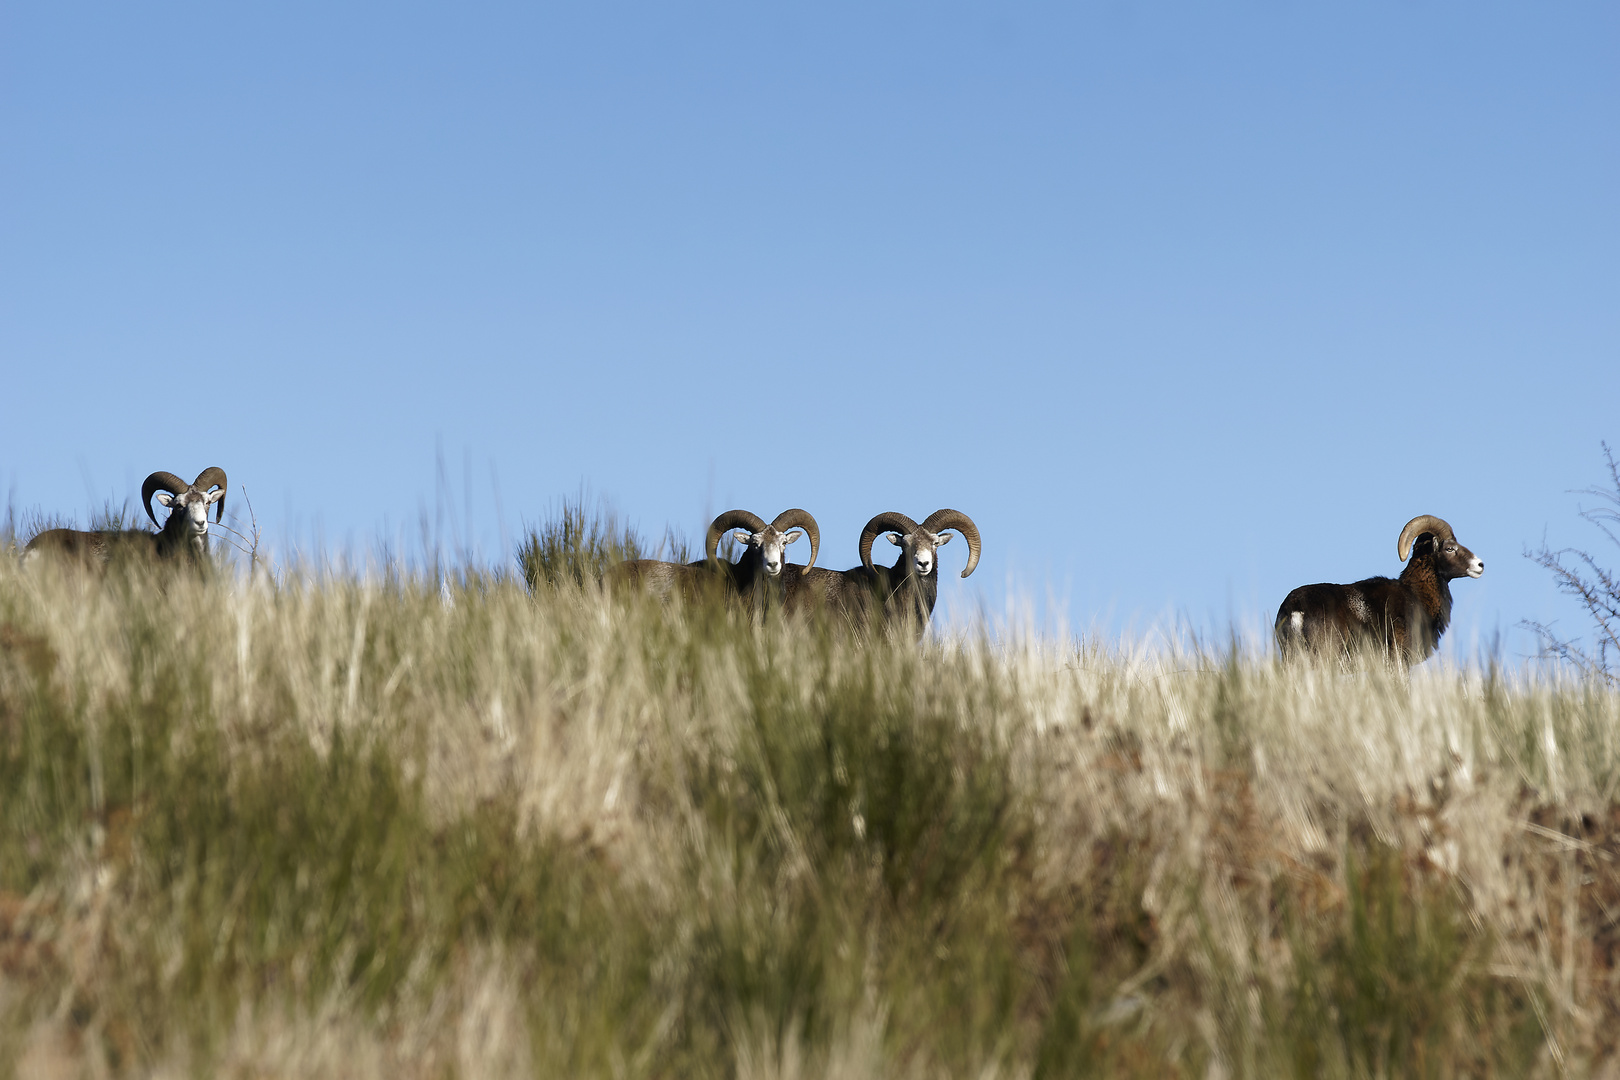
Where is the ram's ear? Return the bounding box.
[733,530,754,545]
[887,532,904,547]
[206,488,226,504]
[936,532,953,547]
[154,492,177,508]
[784,530,803,545]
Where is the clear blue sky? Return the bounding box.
[3,2,1616,659]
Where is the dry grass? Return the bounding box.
[1,534,1618,1077]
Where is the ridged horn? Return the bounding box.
[191,466,228,523]
[771,509,820,574]
[141,471,189,528]
[922,509,982,578]
[1397,515,1455,562]
[858,511,919,573]
[705,509,768,563]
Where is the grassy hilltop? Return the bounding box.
[2,522,1619,1077]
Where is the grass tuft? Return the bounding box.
[515,494,646,590]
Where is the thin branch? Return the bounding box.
[1522,442,1620,682]
[210,521,253,543]
[210,533,254,557]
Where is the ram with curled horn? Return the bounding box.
[1274,513,1483,664]
[23,467,229,570]
[605,508,820,606]
[700,508,819,601]
[789,508,981,638]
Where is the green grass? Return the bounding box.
[1,516,1618,1076]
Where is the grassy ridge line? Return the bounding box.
[0,545,1617,1075]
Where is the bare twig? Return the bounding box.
[239,486,264,577]
[209,532,254,557]
[1523,443,1620,681]
[209,521,254,544]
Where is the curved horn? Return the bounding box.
[922,508,982,578]
[141,471,188,528]
[858,511,919,573]
[191,466,228,523]
[1397,515,1455,562]
[771,509,820,574]
[705,509,767,563]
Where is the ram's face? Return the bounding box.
[1440,536,1484,579]
[155,488,222,537]
[1412,531,1484,581]
[735,527,803,577]
[889,528,950,578]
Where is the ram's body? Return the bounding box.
[1274,514,1483,664]
[602,558,714,601]
[24,528,190,567]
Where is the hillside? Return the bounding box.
[2,550,1617,1077]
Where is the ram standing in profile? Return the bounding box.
[1274,514,1483,664]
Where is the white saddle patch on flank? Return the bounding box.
[1346,590,1372,623]
[1289,611,1305,634]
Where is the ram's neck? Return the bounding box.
[153,520,202,560]
[888,557,939,605]
[1399,555,1450,636]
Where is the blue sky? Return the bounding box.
[2,2,1616,659]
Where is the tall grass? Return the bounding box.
[1,515,1618,1076]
